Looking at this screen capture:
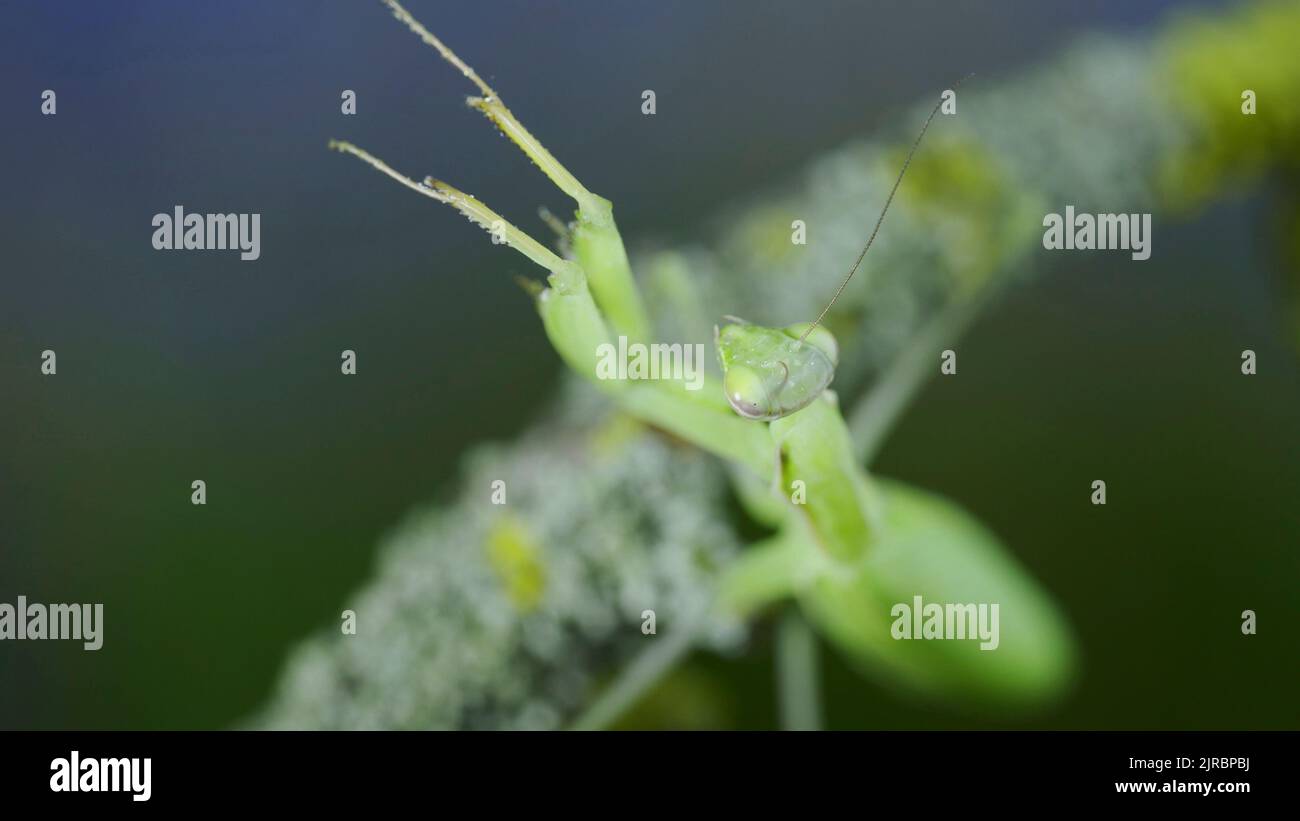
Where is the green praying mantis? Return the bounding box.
[336,0,1075,715]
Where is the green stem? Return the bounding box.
[848,287,993,463]
[567,596,713,730]
[776,608,822,731]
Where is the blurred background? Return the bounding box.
[1,0,1296,729]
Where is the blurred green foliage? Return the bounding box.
[1159,1,1300,349]
[1158,0,1300,208]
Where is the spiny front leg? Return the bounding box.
[378,0,649,339]
[327,139,581,291]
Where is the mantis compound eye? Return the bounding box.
[724,364,773,420]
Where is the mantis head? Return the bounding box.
[715,318,838,421]
[712,77,960,422]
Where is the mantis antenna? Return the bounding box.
[798,75,973,345]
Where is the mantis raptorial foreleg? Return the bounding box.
[377,0,650,339]
[331,1,768,475]
[328,139,583,291]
